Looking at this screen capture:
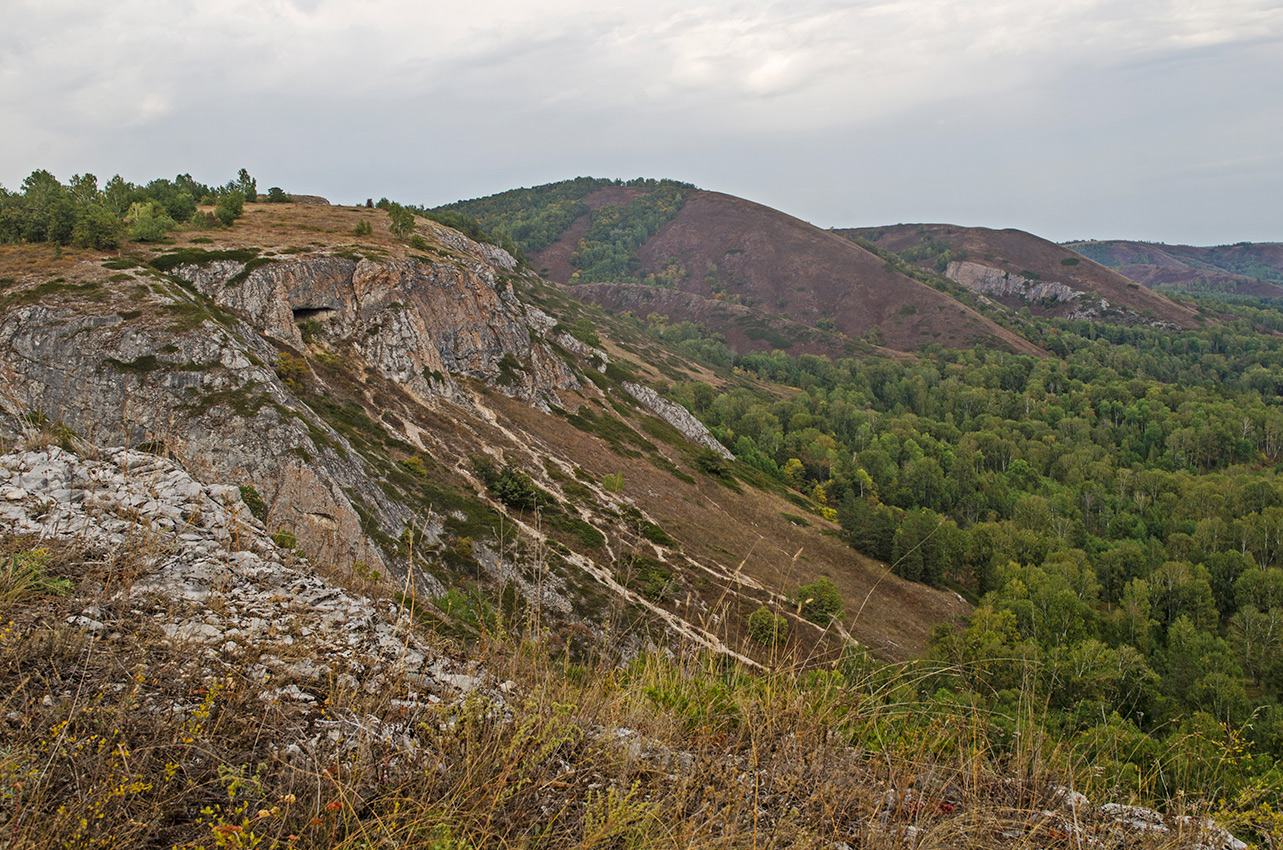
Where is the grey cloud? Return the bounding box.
[1,0,1280,244]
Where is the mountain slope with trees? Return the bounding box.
[1067,238,1283,298]
[3,167,1283,847]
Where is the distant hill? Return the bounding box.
[841,224,1204,329]
[442,181,1044,357]
[1065,239,1283,298]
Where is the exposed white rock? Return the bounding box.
[945,260,1086,305]
[0,446,494,710]
[622,382,733,460]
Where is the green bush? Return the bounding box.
[215,190,245,227]
[353,219,373,236]
[474,457,554,512]
[692,448,728,477]
[387,203,416,240]
[747,605,789,647]
[795,577,844,625]
[237,486,268,523]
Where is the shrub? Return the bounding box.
[265,187,291,203]
[474,457,553,512]
[747,606,789,647]
[692,447,728,477]
[602,473,624,493]
[215,190,245,226]
[274,352,309,393]
[298,318,323,343]
[795,577,844,625]
[237,485,268,523]
[353,218,373,237]
[496,353,525,386]
[387,203,416,240]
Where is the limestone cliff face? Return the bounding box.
[0,300,404,578]
[945,260,1088,305]
[0,238,580,583]
[176,254,578,409]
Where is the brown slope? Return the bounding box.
[848,225,1204,329]
[536,190,1043,357]
[1065,239,1283,298]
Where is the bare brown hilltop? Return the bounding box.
[535,188,1044,357]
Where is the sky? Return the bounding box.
[2,0,1281,245]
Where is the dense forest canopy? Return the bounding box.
[652,293,1283,800]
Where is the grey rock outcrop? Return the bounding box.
[176,254,578,409]
[945,260,1088,305]
[0,300,402,575]
[0,445,477,706]
[622,382,732,460]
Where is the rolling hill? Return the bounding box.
[0,199,965,665]
[841,224,1204,328]
[1065,238,1283,298]
[440,181,1045,357]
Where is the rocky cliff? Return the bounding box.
[0,228,583,594]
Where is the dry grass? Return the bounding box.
[0,531,1231,850]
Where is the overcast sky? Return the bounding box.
[3,0,1281,244]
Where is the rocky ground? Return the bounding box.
[0,443,496,733]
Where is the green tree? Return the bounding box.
[387,202,416,240]
[215,190,245,226]
[125,201,175,242]
[235,168,257,201]
[1149,561,1218,631]
[102,175,134,217]
[71,205,123,250]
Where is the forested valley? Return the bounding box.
[654,298,1283,801]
